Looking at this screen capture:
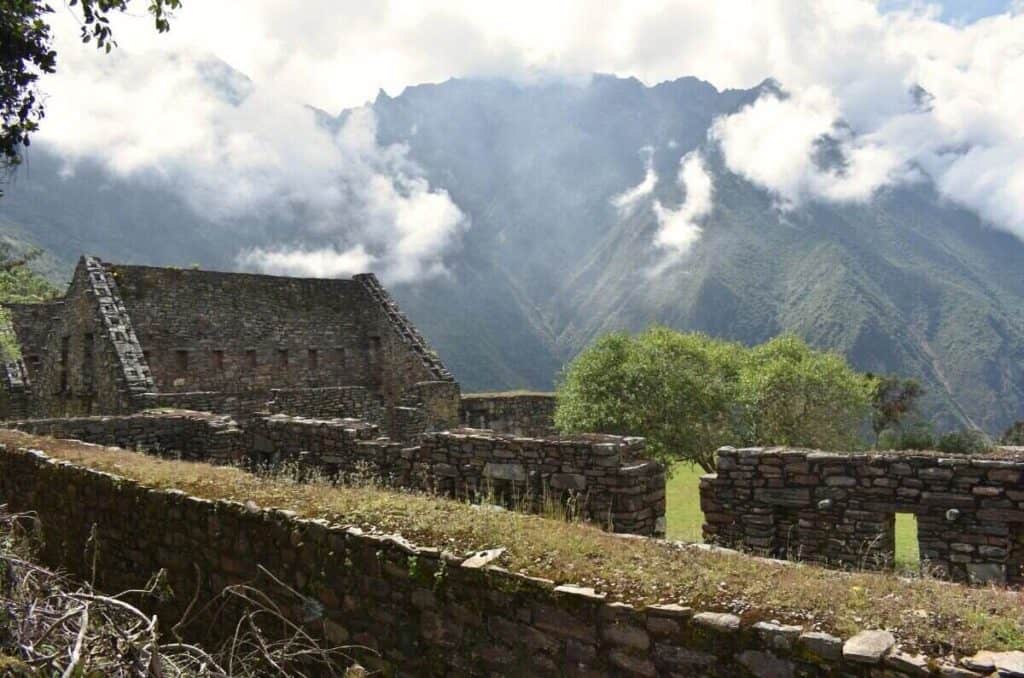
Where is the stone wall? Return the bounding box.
[248,415,665,536]
[5,299,62,383]
[460,392,557,437]
[0,440,1008,677]
[17,257,155,418]
[134,390,274,422]
[266,385,384,421]
[6,410,244,463]
[111,264,378,394]
[0,360,30,420]
[701,446,1024,585]
[3,259,458,430]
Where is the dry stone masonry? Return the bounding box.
[460,392,558,437]
[7,410,245,463]
[1,256,460,440]
[249,415,666,536]
[701,446,1024,585]
[0,440,1016,676]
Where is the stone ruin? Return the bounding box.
[701,446,1024,585]
[0,255,666,536]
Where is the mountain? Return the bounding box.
[2,74,1023,433]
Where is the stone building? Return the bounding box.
[1,256,460,435]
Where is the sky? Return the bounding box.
[27,0,1024,280]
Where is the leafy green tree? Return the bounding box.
[0,0,180,189]
[868,374,924,446]
[555,329,873,471]
[736,335,873,450]
[554,327,743,472]
[0,244,58,360]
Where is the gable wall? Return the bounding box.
[27,257,153,416]
[110,264,378,394]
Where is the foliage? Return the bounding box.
[554,328,743,471]
[877,422,936,451]
[1000,421,1024,446]
[0,0,56,186]
[0,0,179,190]
[868,374,924,445]
[736,334,873,451]
[555,329,873,470]
[0,243,59,360]
[936,428,993,456]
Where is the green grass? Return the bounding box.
[666,463,706,542]
[3,430,1022,655]
[895,513,920,570]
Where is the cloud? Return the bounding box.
[653,152,713,254]
[710,87,902,206]
[30,0,1024,250]
[38,28,467,284]
[611,147,657,213]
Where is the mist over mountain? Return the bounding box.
[3,74,1024,432]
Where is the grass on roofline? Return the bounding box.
[0,430,1021,656]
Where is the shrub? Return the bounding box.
[877,423,936,450]
[1000,421,1024,446]
[936,428,993,455]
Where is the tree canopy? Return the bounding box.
[554,328,874,471]
[0,0,179,189]
[0,243,59,360]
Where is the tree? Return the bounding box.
[0,0,180,190]
[735,335,873,451]
[0,243,58,360]
[868,374,924,446]
[1000,421,1024,446]
[554,328,743,472]
[554,328,873,471]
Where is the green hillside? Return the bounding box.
[2,74,1023,432]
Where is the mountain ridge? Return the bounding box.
[2,73,1023,432]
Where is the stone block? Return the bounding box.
[738,650,794,678]
[482,462,526,482]
[842,630,895,664]
[601,622,650,650]
[754,487,811,507]
[966,562,1005,585]
[550,473,587,490]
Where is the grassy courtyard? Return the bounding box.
[666,463,922,568]
[665,463,706,542]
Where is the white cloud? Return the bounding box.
[710,87,902,206]
[29,0,1024,252]
[611,147,657,213]
[653,152,713,254]
[39,27,467,284]
[237,245,373,279]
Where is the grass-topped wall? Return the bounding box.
[0,430,1021,675]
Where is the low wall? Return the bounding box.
[460,392,557,437]
[0,440,1006,676]
[266,385,384,421]
[248,415,665,536]
[701,446,1024,585]
[134,390,272,422]
[5,410,244,463]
